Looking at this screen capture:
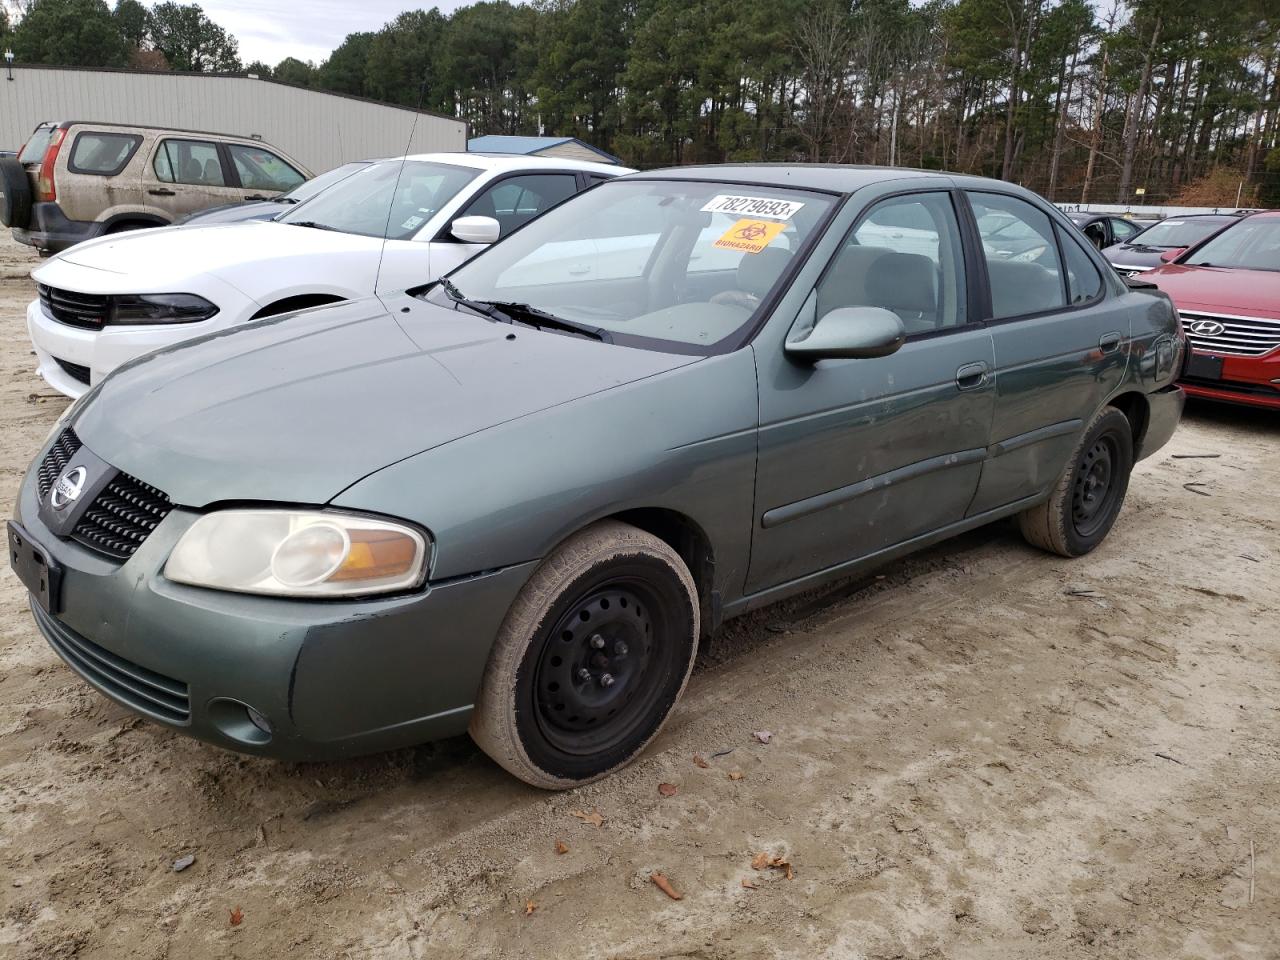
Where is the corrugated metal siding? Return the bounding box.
[533,142,616,164]
[1,68,467,172]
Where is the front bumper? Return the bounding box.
[1180,348,1280,411]
[26,297,225,399]
[13,447,536,760]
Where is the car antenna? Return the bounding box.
[374,77,428,300]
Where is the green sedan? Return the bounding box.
[9,166,1185,788]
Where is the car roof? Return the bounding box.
[403,151,626,175]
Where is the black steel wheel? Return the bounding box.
[470,521,699,789]
[1019,406,1134,557]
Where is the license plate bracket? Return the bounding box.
[1185,353,1223,381]
[7,521,62,614]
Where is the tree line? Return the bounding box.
[3,0,1278,205]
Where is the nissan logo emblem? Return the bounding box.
[50,466,87,510]
[1188,319,1225,337]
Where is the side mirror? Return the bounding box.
[785,306,906,362]
[1159,247,1186,263]
[451,215,500,244]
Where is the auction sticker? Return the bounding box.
[713,219,787,254]
[701,195,804,221]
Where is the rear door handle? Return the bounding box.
[1099,332,1123,354]
[148,188,176,197]
[955,361,989,390]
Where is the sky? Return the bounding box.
[197,1,476,68]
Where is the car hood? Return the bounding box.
[1145,264,1280,318]
[72,293,697,507]
[47,221,383,292]
[177,201,283,226]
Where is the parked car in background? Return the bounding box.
[0,120,311,254]
[26,152,627,397]
[175,160,376,226]
[1066,212,1152,250]
[1103,213,1240,277]
[9,166,1184,787]
[1144,211,1280,409]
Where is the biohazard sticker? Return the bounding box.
[713,219,787,254]
[701,195,804,221]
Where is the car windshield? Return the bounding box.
[279,161,369,205]
[278,160,479,240]
[429,179,836,354]
[1132,218,1228,248]
[1184,217,1280,271]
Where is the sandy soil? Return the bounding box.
[0,233,1277,960]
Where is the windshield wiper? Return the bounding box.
[287,220,336,231]
[484,301,612,342]
[273,197,300,205]
[437,278,513,324]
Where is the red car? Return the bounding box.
[1145,211,1280,409]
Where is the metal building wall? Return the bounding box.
[1,67,467,172]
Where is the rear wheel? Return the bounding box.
[470,521,699,789]
[1018,406,1133,557]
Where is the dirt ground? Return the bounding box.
[0,233,1277,960]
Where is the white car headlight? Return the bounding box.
[165,510,429,598]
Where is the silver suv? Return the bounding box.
[0,120,311,254]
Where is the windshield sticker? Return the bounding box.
[701,195,804,221]
[713,219,787,255]
[401,215,425,231]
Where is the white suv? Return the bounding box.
[27,152,627,398]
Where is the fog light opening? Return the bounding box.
[208,698,273,746]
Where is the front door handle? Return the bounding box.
[148,188,176,197]
[1099,332,1123,354]
[955,361,989,390]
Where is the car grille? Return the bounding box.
[33,603,191,724]
[38,284,109,329]
[36,427,83,499]
[53,356,92,385]
[1182,311,1280,357]
[71,472,174,560]
[38,428,174,560]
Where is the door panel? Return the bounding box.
[967,195,1130,515]
[748,190,995,594]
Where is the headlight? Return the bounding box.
[110,293,218,324]
[165,510,429,598]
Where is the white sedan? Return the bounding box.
[27,152,628,398]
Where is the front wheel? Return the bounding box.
[1018,406,1134,557]
[470,521,699,789]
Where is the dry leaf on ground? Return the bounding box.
[525,900,537,916]
[692,753,710,768]
[741,878,759,890]
[229,907,244,927]
[753,731,773,744]
[554,840,569,855]
[658,782,678,797]
[569,809,605,828]
[728,771,744,781]
[650,871,683,900]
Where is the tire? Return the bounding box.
[470,520,699,789]
[1018,406,1134,557]
[0,157,34,230]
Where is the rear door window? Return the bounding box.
[1057,226,1105,304]
[227,144,306,192]
[68,132,142,176]
[968,192,1067,319]
[153,139,226,186]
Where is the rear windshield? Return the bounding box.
[18,125,57,165]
